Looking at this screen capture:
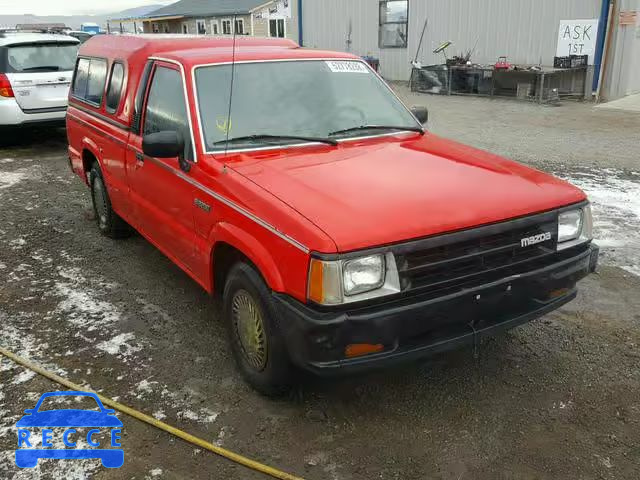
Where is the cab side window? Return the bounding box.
[105,62,125,113]
[143,66,192,160]
[72,57,108,106]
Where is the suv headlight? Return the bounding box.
[557,204,593,251]
[308,253,401,305]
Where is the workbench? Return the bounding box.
[410,64,592,103]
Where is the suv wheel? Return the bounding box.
[223,262,294,396]
[89,162,131,239]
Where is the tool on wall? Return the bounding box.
[494,56,512,70]
[412,17,429,66]
[433,40,453,63]
[346,18,353,52]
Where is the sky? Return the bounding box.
[0,0,173,15]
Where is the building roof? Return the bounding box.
[145,0,270,19]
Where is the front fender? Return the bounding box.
[212,222,286,292]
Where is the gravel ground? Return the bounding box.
[1,91,639,480]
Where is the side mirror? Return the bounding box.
[142,131,185,159]
[411,106,429,125]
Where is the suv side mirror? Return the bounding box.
[142,131,185,159]
[411,106,429,125]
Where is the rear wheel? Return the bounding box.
[89,162,131,239]
[223,262,294,396]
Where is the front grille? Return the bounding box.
[395,213,560,295]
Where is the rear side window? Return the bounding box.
[143,66,192,160]
[106,62,125,113]
[5,42,78,73]
[72,58,90,97]
[72,57,107,106]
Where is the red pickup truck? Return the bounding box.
[67,35,598,395]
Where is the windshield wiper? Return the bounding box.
[213,134,338,147]
[21,66,61,71]
[329,125,424,137]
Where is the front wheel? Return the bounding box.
[223,262,294,396]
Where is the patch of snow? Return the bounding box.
[150,468,163,476]
[177,408,219,423]
[215,426,229,446]
[0,168,35,191]
[96,333,141,357]
[622,265,640,277]
[153,410,167,420]
[10,369,36,385]
[25,392,40,402]
[0,450,100,479]
[54,280,121,330]
[561,169,640,277]
[8,237,26,250]
[136,379,159,397]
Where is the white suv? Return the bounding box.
[0,32,80,127]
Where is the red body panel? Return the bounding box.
[229,133,586,252]
[66,35,587,304]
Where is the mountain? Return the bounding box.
[0,4,166,31]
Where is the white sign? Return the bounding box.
[325,61,369,74]
[266,0,291,19]
[556,19,599,64]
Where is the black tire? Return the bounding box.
[223,262,294,396]
[89,162,131,239]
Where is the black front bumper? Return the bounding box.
[274,244,599,375]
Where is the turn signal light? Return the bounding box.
[308,258,325,303]
[0,74,14,98]
[345,343,384,358]
[548,288,570,299]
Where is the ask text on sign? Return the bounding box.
[556,19,599,64]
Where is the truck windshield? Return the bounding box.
[6,42,79,72]
[194,59,420,151]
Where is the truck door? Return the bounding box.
[125,61,196,272]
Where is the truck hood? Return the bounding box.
[230,133,586,252]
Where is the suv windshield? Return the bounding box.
[5,42,79,72]
[195,60,420,151]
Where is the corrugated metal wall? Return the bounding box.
[302,0,601,81]
[603,0,640,99]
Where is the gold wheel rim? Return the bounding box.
[232,290,268,371]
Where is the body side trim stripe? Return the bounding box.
[126,146,310,253]
[67,113,127,147]
[68,100,131,131]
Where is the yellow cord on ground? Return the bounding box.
[0,346,304,480]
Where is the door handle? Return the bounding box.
[135,152,144,163]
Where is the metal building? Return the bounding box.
[300,0,640,101]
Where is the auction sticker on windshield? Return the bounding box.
[325,61,369,73]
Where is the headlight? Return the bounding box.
[557,205,593,251]
[343,256,385,296]
[558,209,583,242]
[308,253,400,305]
